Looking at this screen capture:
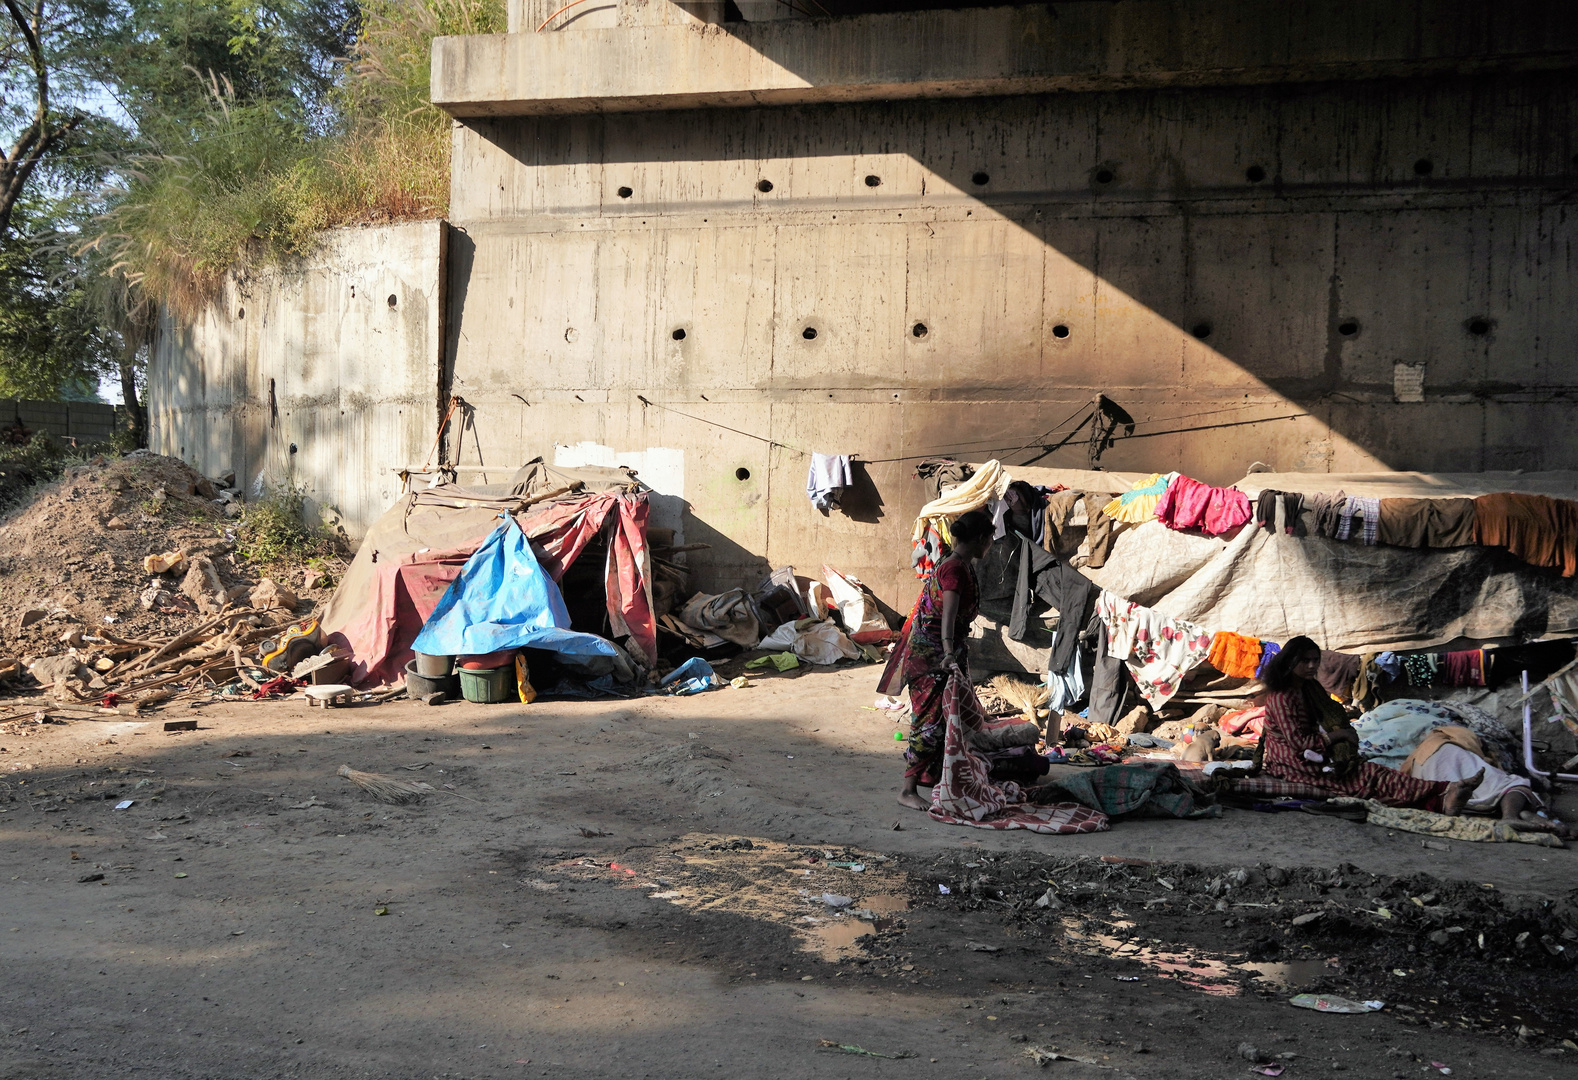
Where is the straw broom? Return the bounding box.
[988,674,1050,715]
[336,764,436,804]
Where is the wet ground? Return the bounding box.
[3,665,1577,1078]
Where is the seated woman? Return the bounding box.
[1258,637,1478,813]
[878,509,996,811]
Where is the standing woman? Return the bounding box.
[879,510,996,810]
[1259,636,1477,813]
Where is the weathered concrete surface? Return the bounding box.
[441,53,1578,605]
[435,1,1578,117]
[147,222,446,537]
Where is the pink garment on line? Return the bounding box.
[1154,476,1253,537]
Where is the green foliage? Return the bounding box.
[88,0,504,319]
[0,192,118,399]
[235,482,333,565]
[0,431,107,514]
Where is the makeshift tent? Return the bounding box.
[320,459,656,686]
[939,463,1578,675]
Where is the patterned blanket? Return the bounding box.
[928,671,1109,834]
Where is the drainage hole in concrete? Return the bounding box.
[802,326,818,340]
[1245,165,1266,183]
[1094,167,1115,184]
[1466,317,1492,336]
[617,186,633,198]
[735,467,751,481]
[757,179,773,193]
[971,171,990,186]
[672,328,686,341]
[1191,322,1212,340]
[865,174,881,187]
[1414,158,1434,176]
[1337,320,1359,337]
[911,322,928,338]
[1052,324,1070,339]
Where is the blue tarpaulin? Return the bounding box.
[412,520,621,663]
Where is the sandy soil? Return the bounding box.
[3,664,1577,1080]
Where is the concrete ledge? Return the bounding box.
[432,0,1578,117]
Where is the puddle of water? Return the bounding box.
[1061,918,1340,997]
[798,893,910,960]
[1238,959,1335,990]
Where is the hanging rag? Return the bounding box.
[1088,616,1140,727]
[1400,653,1440,688]
[1443,648,1486,687]
[1093,591,1214,710]
[1101,473,1178,524]
[1154,476,1253,536]
[1335,496,1380,544]
[1254,489,1306,535]
[1472,492,1578,577]
[806,453,852,512]
[1081,492,1119,568]
[1375,497,1477,548]
[1308,490,1349,538]
[1315,650,1362,703]
[1374,652,1403,682]
[1043,489,1084,556]
[1044,631,1086,714]
[1207,631,1263,679]
[1255,641,1281,679]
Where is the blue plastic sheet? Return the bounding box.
[412,521,621,663]
[660,657,722,696]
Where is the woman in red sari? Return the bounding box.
[879,510,995,811]
[1259,637,1478,812]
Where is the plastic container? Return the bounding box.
[414,652,454,677]
[457,665,514,704]
[405,659,457,700]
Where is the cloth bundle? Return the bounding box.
[1255,489,1305,534]
[1155,476,1253,536]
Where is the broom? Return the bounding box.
[337,764,436,804]
[988,674,1050,715]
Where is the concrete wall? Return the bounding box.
[147,222,447,537]
[0,399,119,444]
[436,0,1578,607]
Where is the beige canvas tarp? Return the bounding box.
[1074,470,1578,653]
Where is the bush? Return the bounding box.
[235,483,335,565]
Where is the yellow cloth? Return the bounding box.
[910,459,1008,543]
[1399,725,1489,776]
[1101,472,1179,524]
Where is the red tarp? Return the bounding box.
[325,491,655,686]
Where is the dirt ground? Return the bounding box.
[4,663,1578,1080]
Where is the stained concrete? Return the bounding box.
[147,222,447,536]
[436,0,1578,605]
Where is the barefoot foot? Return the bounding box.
[897,791,929,811]
[1442,769,1484,816]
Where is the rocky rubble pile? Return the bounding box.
[0,452,337,700]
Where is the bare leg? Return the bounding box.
[1441,769,1484,816]
[897,777,929,811]
[1499,789,1533,820]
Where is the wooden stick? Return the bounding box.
[132,609,239,671]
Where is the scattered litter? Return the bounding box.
[285,797,327,810]
[113,799,134,810]
[77,873,104,883]
[1255,1066,1285,1077]
[660,657,723,696]
[729,676,749,689]
[1289,994,1383,1013]
[374,906,389,916]
[1291,911,1324,926]
[174,872,188,878]
[1430,1064,1450,1075]
[966,942,1001,953]
[828,861,865,872]
[745,652,800,672]
[1113,976,1139,982]
[938,884,950,894]
[821,893,854,908]
[399,762,431,770]
[163,719,197,732]
[1026,1046,1108,1068]
[816,1040,913,1060]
